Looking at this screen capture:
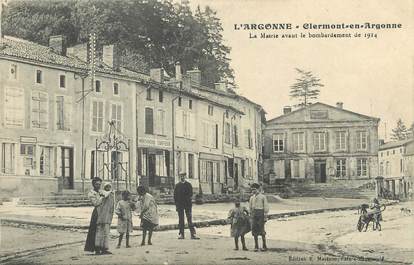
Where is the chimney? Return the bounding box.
[379,139,385,146]
[336,102,343,109]
[214,82,227,92]
[49,35,67,56]
[175,61,182,81]
[67,43,88,62]
[283,106,292,114]
[187,68,201,86]
[150,68,164,83]
[103,44,121,71]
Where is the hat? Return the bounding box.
[179,172,186,177]
[251,183,260,189]
[103,182,112,188]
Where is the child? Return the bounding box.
[136,185,159,246]
[249,183,269,251]
[228,200,250,251]
[115,190,134,248]
[370,198,382,230]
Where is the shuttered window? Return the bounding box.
[145,107,154,134]
[32,91,48,129]
[5,87,24,127]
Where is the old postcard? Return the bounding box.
[0,0,413,264]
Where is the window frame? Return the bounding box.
[272,133,284,153]
[313,131,326,152]
[292,132,305,152]
[113,82,120,96]
[90,99,105,134]
[356,131,368,151]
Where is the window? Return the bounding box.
[90,150,105,179]
[245,129,253,149]
[20,144,35,170]
[189,99,192,109]
[4,87,24,127]
[10,64,17,80]
[272,133,284,152]
[188,154,194,179]
[293,132,305,152]
[233,125,239,147]
[356,131,368,150]
[145,108,154,134]
[31,91,48,129]
[385,161,390,175]
[95,80,101,93]
[175,110,195,139]
[159,91,163,102]
[155,151,167,177]
[241,160,245,178]
[91,100,104,133]
[155,109,165,135]
[36,70,42,84]
[387,151,389,156]
[225,110,229,119]
[224,122,231,144]
[393,150,395,155]
[178,97,182,106]
[111,103,122,131]
[56,96,72,131]
[379,162,384,176]
[335,131,347,151]
[1,143,15,174]
[292,160,300,178]
[208,105,214,116]
[202,122,218,148]
[313,132,326,152]
[59,75,66,88]
[400,159,403,173]
[113,82,119,95]
[336,159,346,178]
[357,158,368,177]
[39,146,53,176]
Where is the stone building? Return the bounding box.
[263,102,380,186]
[378,138,414,198]
[0,35,264,196]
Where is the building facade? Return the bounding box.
[0,35,264,197]
[263,102,380,185]
[378,139,414,198]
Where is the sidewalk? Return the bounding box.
[0,197,370,229]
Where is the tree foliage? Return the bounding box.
[2,0,234,86]
[289,68,324,108]
[391,119,409,141]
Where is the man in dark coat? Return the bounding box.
[174,173,200,239]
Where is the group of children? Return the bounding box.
[112,182,269,252]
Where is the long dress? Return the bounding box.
[115,200,134,233]
[228,206,251,237]
[138,193,159,230]
[84,189,102,252]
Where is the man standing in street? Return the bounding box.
[249,183,269,252]
[174,173,200,240]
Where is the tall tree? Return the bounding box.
[391,119,409,141]
[289,68,324,108]
[2,0,233,86]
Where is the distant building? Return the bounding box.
[378,138,414,198]
[263,102,380,186]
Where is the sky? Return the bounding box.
[188,0,414,141]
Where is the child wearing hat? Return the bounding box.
[228,199,250,250]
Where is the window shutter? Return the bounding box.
[64,98,72,130]
[175,109,183,137]
[299,160,306,178]
[190,113,196,139]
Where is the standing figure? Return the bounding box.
[174,173,200,240]
[115,190,134,248]
[228,200,250,250]
[84,179,115,255]
[137,185,159,246]
[249,183,269,252]
[370,198,382,230]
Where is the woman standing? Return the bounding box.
[84,178,115,255]
[136,185,159,246]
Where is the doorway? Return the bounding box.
[148,153,156,187]
[314,160,327,183]
[61,147,74,189]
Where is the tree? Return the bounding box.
[2,0,234,86]
[406,122,414,139]
[391,119,409,141]
[289,68,324,108]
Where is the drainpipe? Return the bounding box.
[171,95,180,190]
[135,88,145,189]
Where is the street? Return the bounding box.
[1,200,413,265]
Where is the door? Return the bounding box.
[285,160,291,180]
[61,147,74,189]
[314,160,326,183]
[148,153,156,187]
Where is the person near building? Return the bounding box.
[249,183,269,252]
[228,200,250,250]
[136,185,159,246]
[174,173,200,240]
[84,178,115,255]
[115,190,134,248]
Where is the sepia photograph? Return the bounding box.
[0,0,413,264]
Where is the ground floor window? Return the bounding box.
[90,150,105,179]
[1,143,15,174]
[200,160,220,183]
[39,146,53,176]
[357,158,368,177]
[20,144,35,174]
[336,159,346,178]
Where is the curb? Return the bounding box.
[1,201,399,232]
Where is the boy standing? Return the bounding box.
[249,183,269,252]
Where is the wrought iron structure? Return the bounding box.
[95,121,131,191]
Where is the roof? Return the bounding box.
[0,36,149,81]
[380,138,414,150]
[267,102,380,124]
